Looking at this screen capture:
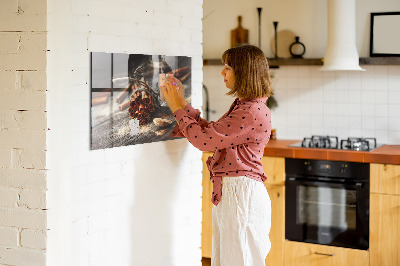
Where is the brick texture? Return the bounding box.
[0,227,19,247]
[0,0,47,264]
[3,0,204,265]
[21,229,46,249]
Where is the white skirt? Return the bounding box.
[212,176,271,266]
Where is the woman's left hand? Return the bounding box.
[160,76,186,113]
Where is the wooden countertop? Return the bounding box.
[263,139,400,165]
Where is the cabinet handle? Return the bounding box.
[314,252,335,257]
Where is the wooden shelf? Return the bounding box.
[268,58,322,67]
[359,57,400,65]
[203,57,400,67]
[203,58,323,67]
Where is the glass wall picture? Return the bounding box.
[90,52,191,150]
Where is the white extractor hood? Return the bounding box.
[320,0,365,71]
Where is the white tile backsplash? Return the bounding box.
[336,103,349,116]
[286,77,299,89]
[298,77,311,89]
[389,131,400,143]
[361,104,375,117]
[375,130,389,144]
[336,115,348,129]
[362,90,375,103]
[374,90,388,104]
[323,103,336,116]
[362,116,375,130]
[374,65,388,77]
[374,77,388,91]
[388,65,400,76]
[204,64,400,145]
[375,104,389,117]
[389,117,400,131]
[388,91,400,104]
[388,76,400,91]
[348,90,362,104]
[389,104,400,117]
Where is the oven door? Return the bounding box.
[285,177,369,250]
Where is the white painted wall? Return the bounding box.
[203,0,400,144]
[0,0,48,265]
[46,0,203,266]
[203,0,400,58]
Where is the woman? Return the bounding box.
[161,44,273,266]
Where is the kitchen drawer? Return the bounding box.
[262,156,285,185]
[370,163,400,195]
[370,193,400,266]
[284,241,369,266]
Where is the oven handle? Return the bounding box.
[314,252,335,257]
[286,177,364,189]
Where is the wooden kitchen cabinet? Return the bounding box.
[264,184,285,266]
[261,156,285,186]
[370,163,400,195]
[262,156,285,266]
[284,241,369,266]
[201,154,286,266]
[370,193,400,266]
[370,163,400,266]
[202,152,213,258]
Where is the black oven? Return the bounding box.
[285,158,369,250]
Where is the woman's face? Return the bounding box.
[220,64,235,89]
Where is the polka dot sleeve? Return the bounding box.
[169,104,211,138]
[173,106,256,152]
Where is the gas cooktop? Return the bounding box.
[289,135,383,151]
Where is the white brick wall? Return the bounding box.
[0,227,19,247]
[0,0,48,265]
[21,229,47,250]
[0,187,19,208]
[47,1,203,266]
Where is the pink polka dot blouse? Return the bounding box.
[170,97,272,206]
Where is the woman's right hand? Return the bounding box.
[167,75,187,108]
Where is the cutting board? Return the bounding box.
[231,16,249,48]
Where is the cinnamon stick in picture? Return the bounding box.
[179,71,191,82]
[116,85,131,103]
[172,66,189,77]
[119,100,130,111]
[91,96,109,106]
[92,91,111,98]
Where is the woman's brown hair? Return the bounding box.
[221,44,273,99]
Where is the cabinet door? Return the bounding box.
[284,241,369,266]
[370,163,400,195]
[202,152,213,258]
[261,156,285,185]
[264,185,284,266]
[370,193,400,266]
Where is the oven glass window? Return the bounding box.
[297,186,356,230]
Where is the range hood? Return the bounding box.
[320,0,365,71]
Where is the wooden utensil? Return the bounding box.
[231,16,249,48]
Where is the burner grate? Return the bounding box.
[340,137,377,151]
[301,135,339,149]
[296,136,378,151]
